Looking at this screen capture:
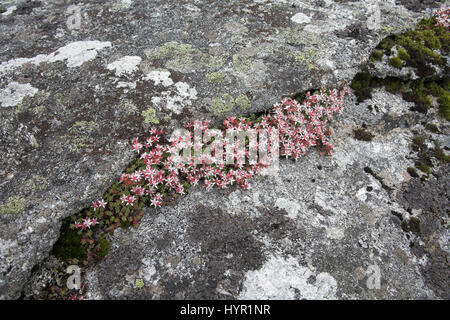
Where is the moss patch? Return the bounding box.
[353,128,374,141]
[97,237,110,258]
[378,17,448,78]
[52,223,86,262]
[425,123,439,133]
[370,50,383,62]
[389,56,403,69]
[407,166,419,178]
[352,16,449,121]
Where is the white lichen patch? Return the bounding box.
[144,70,174,87]
[0,82,38,107]
[2,5,16,16]
[144,71,198,114]
[238,255,338,299]
[275,198,301,220]
[107,56,142,76]
[174,82,197,100]
[110,0,134,11]
[47,41,112,67]
[291,12,311,24]
[0,41,112,73]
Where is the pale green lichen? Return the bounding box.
[26,175,49,192]
[206,71,224,84]
[0,196,25,215]
[231,35,248,45]
[55,92,70,106]
[294,49,316,70]
[146,41,196,73]
[117,99,138,117]
[232,53,253,73]
[201,54,228,69]
[281,28,323,46]
[210,94,235,114]
[235,94,251,110]
[15,90,50,114]
[382,25,395,34]
[64,121,99,151]
[135,278,145,289]
[163,114,171,122]
[32,105,46,115]
[141,107,159,124]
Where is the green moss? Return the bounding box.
[0,195,25,215]
[353,128,374,141]
[401,217,420,233]
[383,78,403,94]
[206,71,224,84]
[425,123,439,133]
[370,50,383,62]
[380,37,395,55]
[412,136,426,149]
[432,141,450,163]
[389,56,403,69]
[409,217,421,233]
[426,81,450,121]
[235,94,251,110]
[397,47,410,61]
[52,223,86,262]
[141,107,159,124]
[391,17,448,77]
[407,167,419,178]
[350,73,373,102]
[97,237,110,258]
[415,161,431,175]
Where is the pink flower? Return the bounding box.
[126,195,136,206]
[131,138,143,152]
[120,194,128,204]
[98,199,106,208]
[83,218,92,228]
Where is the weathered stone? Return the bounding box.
[0,0,446,299]
[82,88,449,299]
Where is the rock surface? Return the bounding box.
[80,89,449,299]
[0,0,446,299]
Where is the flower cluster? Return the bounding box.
[69,87,348,263]
[74,217,99,230]
[263,88,347,159]
[434,6,449,29]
